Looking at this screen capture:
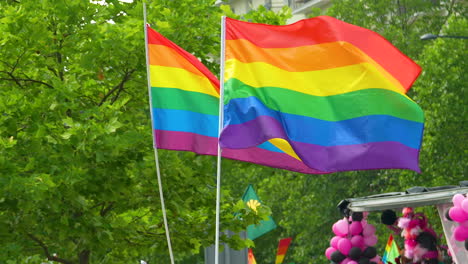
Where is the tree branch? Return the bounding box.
[0,76,54,89]
[56,50,64,81]
[100,201,115,216]
[78,250,90,264]
[124,238,145,246]
[98,69,135,106]
[137,229,165,237]
[111,80,126,105]
[0,50,27,88]
[130,210,152,224]
[11,50,26,74]
[48,66,59,77]
[0,72,23,88]
[27,234,74,264]
[52,27,65,81]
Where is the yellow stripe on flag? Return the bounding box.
[225,59,408,97]
[150,65,219,97]
[269,138,302,161]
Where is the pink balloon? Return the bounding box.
[453,225,468,241]
[449,206,468,222]
[333,223,346,237]
[405,238,417,248]
[453,194,465,207]
[462,198,468,213]
[362,224,376,237]
[325,247,336,260]
[341,258,351,264]
[330,236,341,248]
[338,238,352,255]
[361,219,368,227]
[348,261,358,264]
[350,221,363,235]
[350,235,364,247]
[371,255,380,262]
[336,219,350,236]
[364,235,378,246]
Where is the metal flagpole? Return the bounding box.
[215,15,227,264]
[143,3,175,264]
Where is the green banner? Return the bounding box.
[242,184,277,240]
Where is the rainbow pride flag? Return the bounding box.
[248,248,257,264]
[146,25,323,174]
[382,234,400,264]
[275,237,292,264]
[219,17,424,173]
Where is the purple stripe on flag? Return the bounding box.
[221,115,287,148]
[291,140,420,172]
[154,130,324,174]
[155,129,217,155]
[219,117,420,172]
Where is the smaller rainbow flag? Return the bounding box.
[382,234,400,264]
[275,237,292,264]
[248,248,257,264]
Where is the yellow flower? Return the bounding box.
[246,199,261,213]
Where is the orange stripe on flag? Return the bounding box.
[148,44,205,77]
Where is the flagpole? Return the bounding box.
[215,15,227,264]
[143,3,175,264]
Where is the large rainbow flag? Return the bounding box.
[146,25,323,174]
[219,16,424,173]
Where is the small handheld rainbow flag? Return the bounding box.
[382,234,400,264]
[275,237,292,264]
[248,248,257,264]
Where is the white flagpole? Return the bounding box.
[215,15,227,264]
[143,3,175,264]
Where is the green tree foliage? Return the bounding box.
[220,4,291,26]
[411,15,467,186]
[0,0,277,263]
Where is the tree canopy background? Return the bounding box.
[0,0,466,263]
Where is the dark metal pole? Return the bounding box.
[420,33,468,40]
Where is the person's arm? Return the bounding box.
[398,249,412,264]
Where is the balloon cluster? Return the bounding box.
[447,193,468,250]
[325,212,381,264]
[397,207,439,263]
